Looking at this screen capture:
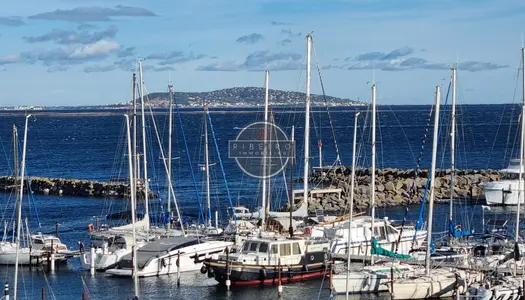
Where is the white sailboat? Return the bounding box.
[0,118,71,267]
[467,47,525,300]
[326,84,426,263]
[390,86,480,300]
[483,50,525,206]
[81,70,151,271]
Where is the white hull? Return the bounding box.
[332,263,416,294]
[321,217,427,258]
[391,269,475,299]
[483,180,522,206]
[332,271,389,294]
[467,280,522,300]
[106,239,233,277]
[0,245,31,265]
[80,248,131,271]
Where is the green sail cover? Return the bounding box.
[371,237,411,259]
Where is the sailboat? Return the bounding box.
[389,86,481,299]
[466,47,525,300]
[0,121,33,266]
[204,34,332,286]
[81,69,152,272]
[0,119,71,266]
[325,84,426,264]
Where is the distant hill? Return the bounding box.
[142,87,363,107]
[0,87,364,112]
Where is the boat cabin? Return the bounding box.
[90,232,131,251]
[31,234,68,252]
[226,237,328,266]
[499,159,522,180]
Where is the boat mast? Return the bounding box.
[132,73,138,196]
[204,103,212,227]
[346,112,360,300]
[370,84,377,265]
[13,124,19,230]
[125,115,139,298]
[517,47,525,242]
[14,114,30,300]
[289,126,295,238]
[138,60,150,223]
[426,86,441,275]
[167,81,174,225]
[449,67,457,222]
[303,34,312,216]
[262,70,270,228]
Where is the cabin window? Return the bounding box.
[502,173,519,180]
[292,243,301,255]
[33,239,44,244]
[249,242,259,252]
[271,244,278,254]
[280,244,291,256]
[259,243,268,253]
[243,242,250,252]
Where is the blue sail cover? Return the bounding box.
[448,221,472,238]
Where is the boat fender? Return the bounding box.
[161,258,167,268]
[88,223,94,232]
[366,275,371,287]
[200,265,208,274]
[305,227,312,235]
[207,266,214,278]
[259,268,267,280]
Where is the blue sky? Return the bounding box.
[0,0,523,106]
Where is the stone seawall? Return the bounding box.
[303,168,499,214]
[0,176,156,199]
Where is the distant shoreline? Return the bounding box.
[0,103,516,117]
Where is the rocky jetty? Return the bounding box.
[0,176,156,199]
[302,168,499,214]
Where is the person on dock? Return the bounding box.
[78,241,85,253]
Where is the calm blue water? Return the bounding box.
[0,104,522,299]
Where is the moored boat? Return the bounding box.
[203,236,332,286]
[106,236,233,277]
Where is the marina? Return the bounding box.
[1,2,524,299]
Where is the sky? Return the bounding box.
[0,0,524,106]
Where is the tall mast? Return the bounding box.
[449,67,457,222]
[138,60,150,221]
[261,70,270,228]
[125,115,139,298]
[132,73,138,192]
[303,34,312,214]
[288,126,295,238]
[426,85,441,275]
[204,103,212,227]
[13,125,19,224]
[370,84,377,265]
[14,114,30,300]
[517,47,525,242]
[168,81,174,223]
[346,112,360,300]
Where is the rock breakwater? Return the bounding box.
[0,176,156,199]
[302,168,499,214]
